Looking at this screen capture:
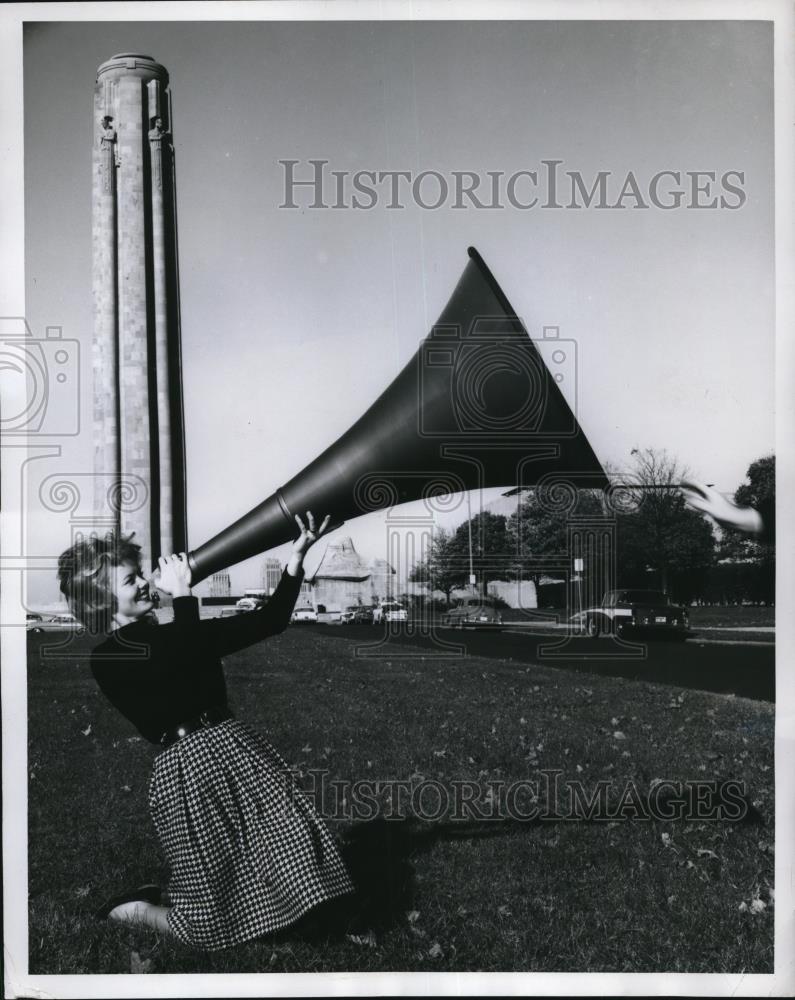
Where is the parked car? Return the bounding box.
[352,605,375,624]
[26,612,44,633]
[235,596,262,612]
[442,597,504,629]
[372,601,408,624]
[582,589,689,640]
[290,606,318,624]
[339,606,360,625]
[39,612,85,634]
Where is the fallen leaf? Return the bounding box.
[130,951,153,974]
[613,731,626,740]
[428,942,443,958]
[750,898,767,914]
[406,910,420,924]
[697,849,719,860]
[81,724,92,737]
[497,905,512,917]
[346,931,377,947]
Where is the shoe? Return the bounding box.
[95,883,161,921]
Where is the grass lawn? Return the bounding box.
[27,628,774,975]
[688,606,775,629]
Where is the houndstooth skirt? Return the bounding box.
[148,719,354,951]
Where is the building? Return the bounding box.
[92,53,186,569]
[260,557,283,595]
[306,537,396,612]
[209,570,231,598]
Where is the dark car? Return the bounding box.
[26,612,44,633]
[583,589,689,640]
[341,605,374,625]
[442,597,504,629]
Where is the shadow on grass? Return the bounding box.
[283,783,764,946]
[281,814,533,943]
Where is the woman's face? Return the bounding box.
[112,560,155,623]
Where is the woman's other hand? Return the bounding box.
[286,511,332,577]
[680,480,764,536]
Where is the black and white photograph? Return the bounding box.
[1,1,793,996]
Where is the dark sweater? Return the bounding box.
[90,566,304,744]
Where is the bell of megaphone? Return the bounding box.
[187,246,607,583]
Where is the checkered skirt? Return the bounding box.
[148,719,354,950]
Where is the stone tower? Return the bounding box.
[92,52,186,568]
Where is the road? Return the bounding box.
[310,623,775,702]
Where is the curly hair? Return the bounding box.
[57,531,142,635]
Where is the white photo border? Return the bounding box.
[2,1,792,996]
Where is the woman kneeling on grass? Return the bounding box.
[57,511,355,951]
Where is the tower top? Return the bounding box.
[97,53,168,84]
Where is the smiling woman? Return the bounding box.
[54,517,357,951]
[111,561,158,624]
[56,532,147,636]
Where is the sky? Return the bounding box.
[18,18,774,605]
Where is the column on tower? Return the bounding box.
[148,78,173,558]
[91,77,120,534]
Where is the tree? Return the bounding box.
[409,526,465,603]
[411,510,514,601]
[613,448,716,601]
[505,488,605,595]
[451,510,513,593]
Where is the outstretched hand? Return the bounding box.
[680,480,763,536]
[292,510,332,556]
[153,552,193,598]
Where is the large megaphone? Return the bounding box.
[187,247,607,583]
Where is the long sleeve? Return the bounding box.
[199,565,305,657]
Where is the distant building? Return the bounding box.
[368,557,396,602]
[261,557,282,594]
[209,570,231,598]
[486,579,538,609]
[306,537,396,612]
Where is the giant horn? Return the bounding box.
[187,247,607,583]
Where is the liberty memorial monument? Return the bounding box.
[92,53,187,567]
